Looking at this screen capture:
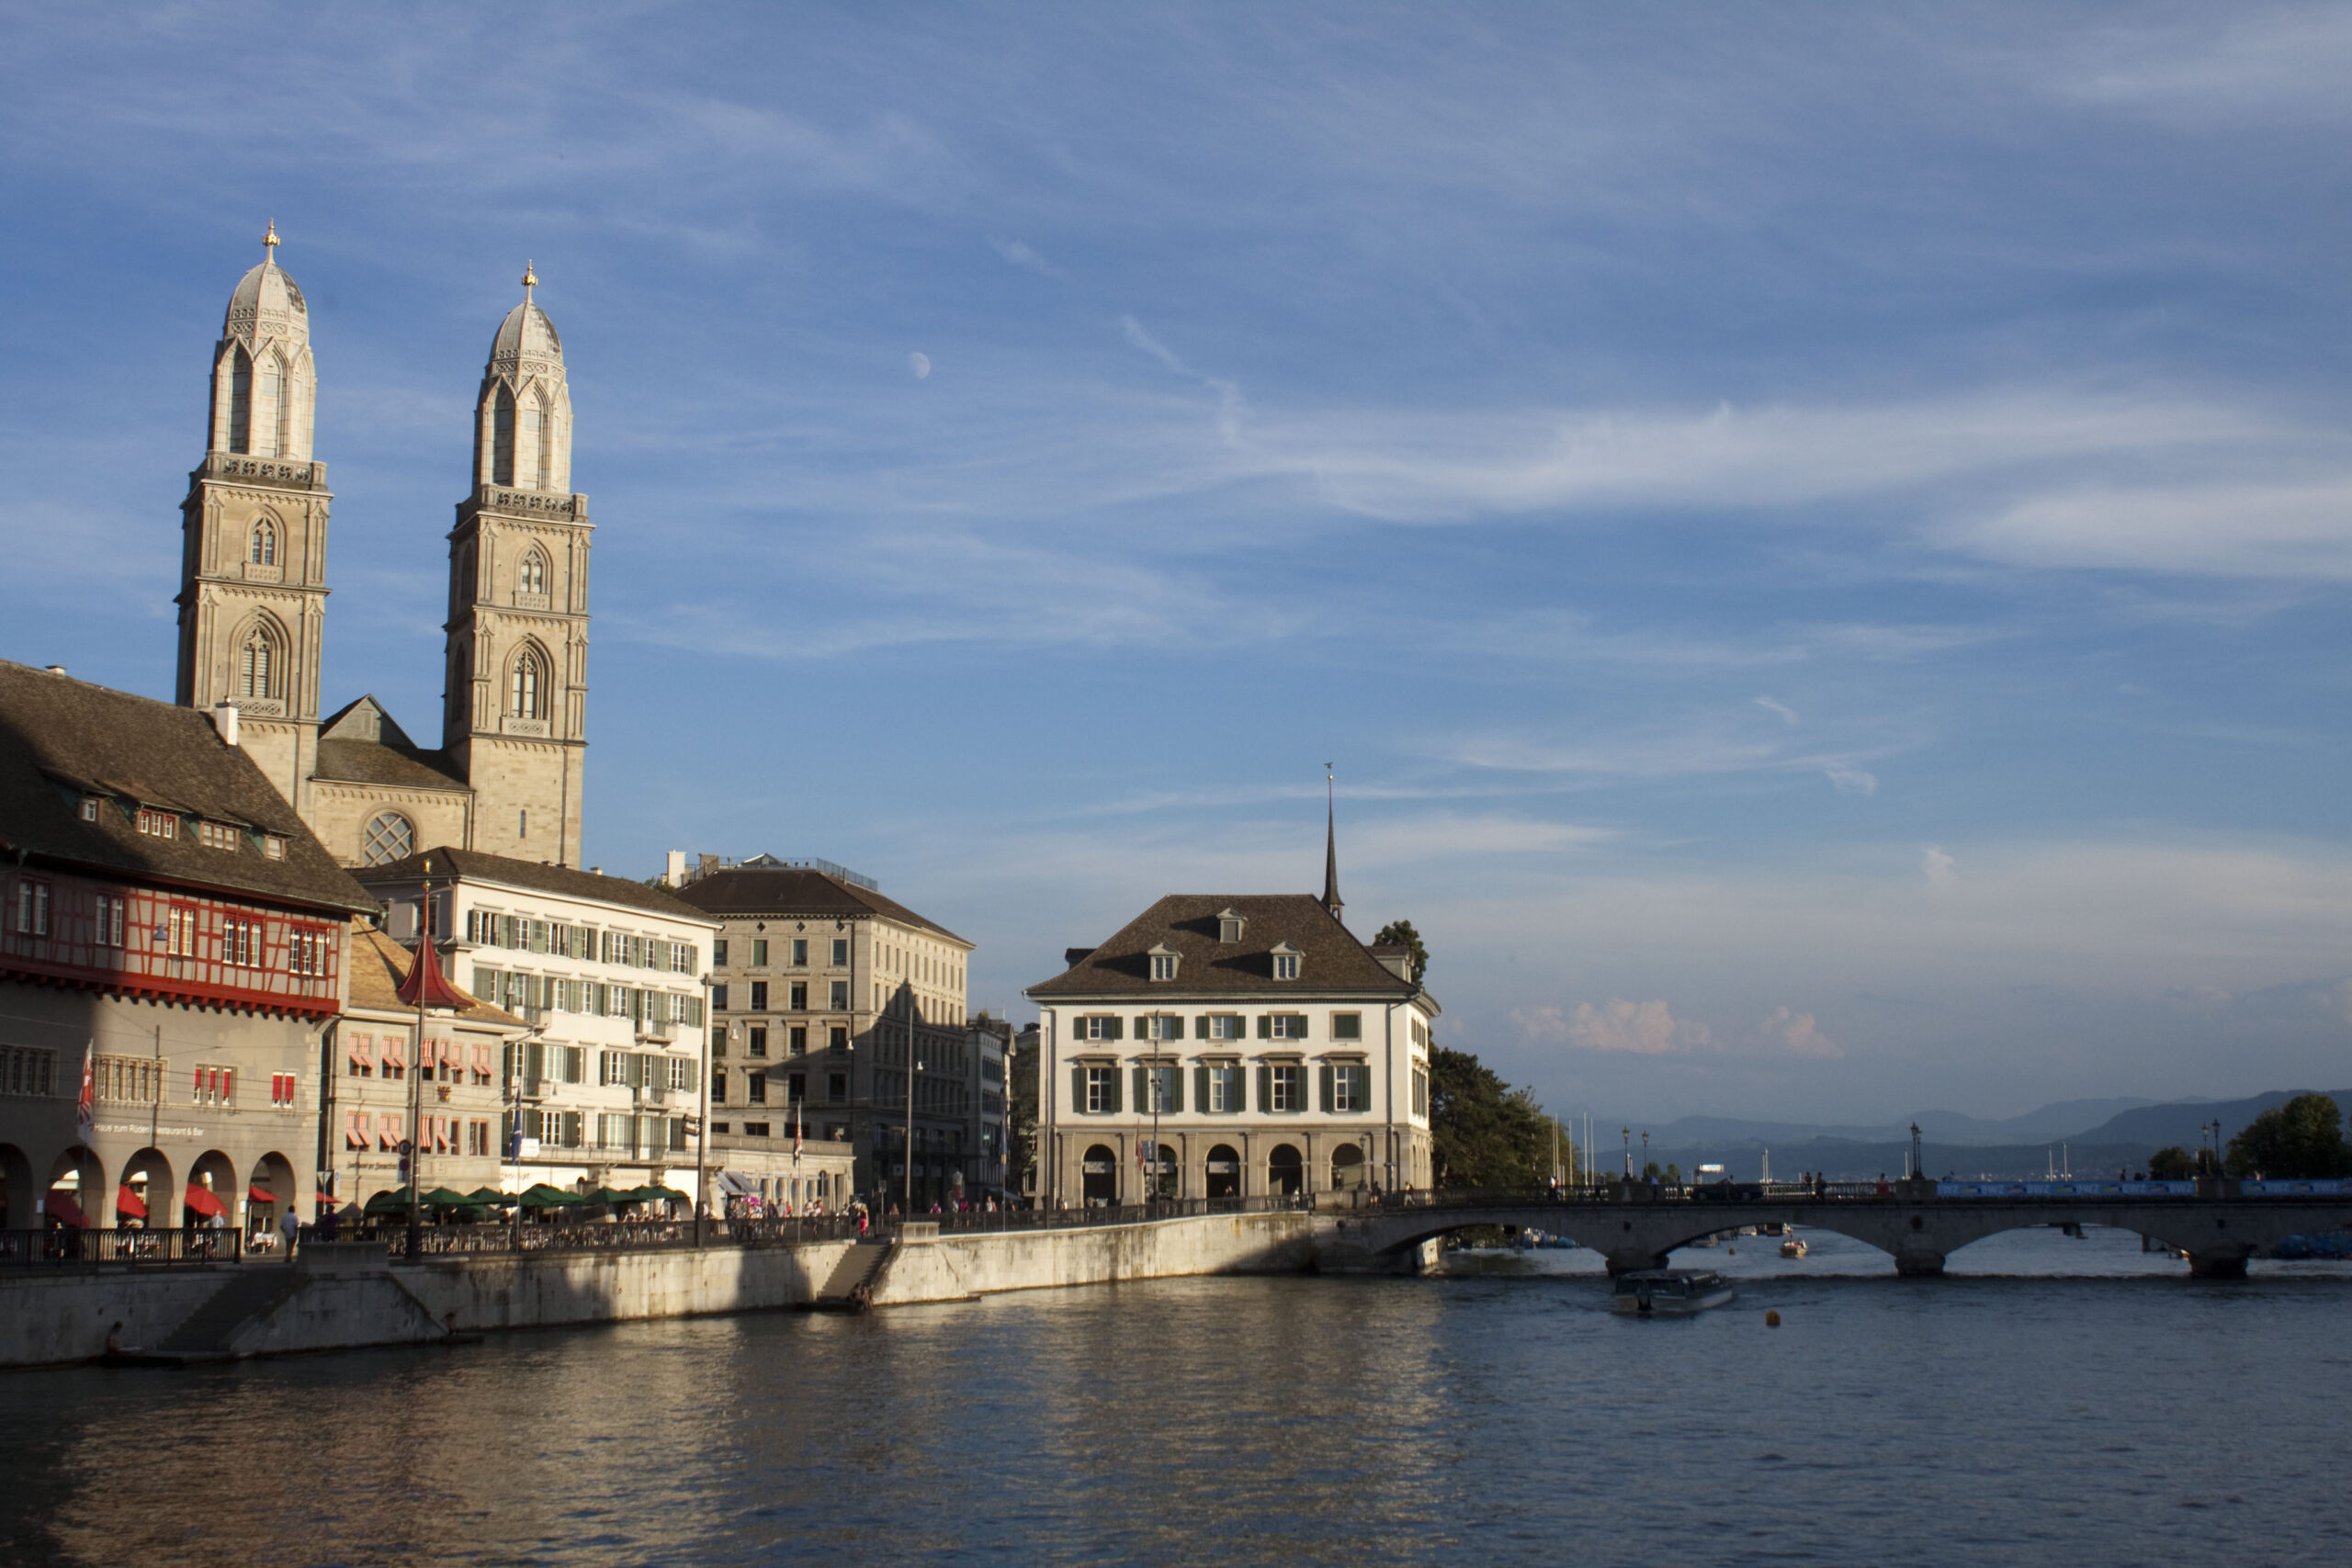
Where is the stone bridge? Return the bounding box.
[1317,1187,2352,1279]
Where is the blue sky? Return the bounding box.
[4,5,2348,1127]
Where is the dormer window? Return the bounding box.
[78,796,101,823]
[1271,942,1302,981]
[1217,908,1245,944]
[1148,944,1180,982]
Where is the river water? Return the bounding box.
[4,1228,2347,1566]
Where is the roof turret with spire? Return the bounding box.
[1322,764,1344,925]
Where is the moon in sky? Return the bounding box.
[909,352,932,379]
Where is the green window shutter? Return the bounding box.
[1169,1068,1185,1113]
[1132,1066,1148,1112]
[1320,1064,1334,1113]
[1256,1065,1272,1111]
[1107,1069,1123,1115]
[1071,1065,1086,1112]
[1195,1065,1211,1111]
[1256,1014,1272,1040]
[1108,1017,1125,1042]
[1194,1014,1210,1040]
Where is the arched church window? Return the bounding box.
[228,345,254,453]
[517,547,548,597]
[361,812,415,866]
[519,400,543,491]
[250,517,277,567]
[509,644,549,719]
[492,386,516,486]
[256,357,283,457]
[238,624,279,700]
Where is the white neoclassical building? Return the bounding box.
[1025,840,1439,1205]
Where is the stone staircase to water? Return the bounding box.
[153,1267,303,1357]
[810,1240,895,1309]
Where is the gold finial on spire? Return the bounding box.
[263,220,280,261]
[522,260,537,302]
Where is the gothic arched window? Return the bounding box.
[517,547,548,597]
[228,345,254,452]
[519,398,544,491]
[257,356,284,457]
[238,623,280,700]
[508,643,549,719]
[249,517,277,567]
[361,811,414,866]
[492,386,516,486]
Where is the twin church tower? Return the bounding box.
[173,227,592,869]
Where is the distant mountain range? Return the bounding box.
[1592,1089,2352,1183]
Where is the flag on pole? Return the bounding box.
[75,1043,96,1145]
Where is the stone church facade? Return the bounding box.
[174,233,595,870]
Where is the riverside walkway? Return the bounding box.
[1330,1178,2352,1278]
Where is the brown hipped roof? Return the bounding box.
[344,922,524,1026]
[672,865,969,947]
[0,660,376,915]
[1025,894,1422,1002]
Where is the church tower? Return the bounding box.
[441,265,591,867]
[175,223,333,813]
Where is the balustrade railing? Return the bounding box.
[0,1227,243,1268]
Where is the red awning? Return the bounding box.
[248,1185,277,1202]
[45,1191,87,1227]
[183,1185,228,1219]
[115,1187,148,1220]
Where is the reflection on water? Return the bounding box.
[5,1233,2348,1566]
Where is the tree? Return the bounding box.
[1428,1045,1556,1188]
[1373,919,1429,987]
[1006,1029,1038,1199]
[1663,1163,1683,1187]
[2147,1146,2195,1179]
[2226,1094,2352,1179]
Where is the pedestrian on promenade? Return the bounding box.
[279,1205,300,1259]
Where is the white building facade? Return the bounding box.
[357,848,717,1198]
[1025,890,1438,1206]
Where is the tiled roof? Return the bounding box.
[0,660,377,915]
[357,847,713,924]
[1025,894,1419,1000]
[315,695,468,790]
[672,866,969,947]
[345,920,525,1027]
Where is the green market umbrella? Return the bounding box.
[628,1186,692,1207]
[363,1187,416,1214]
[582,1187,637,1206]
[515,1184,584,1209]
[464,1187,514,1206]
[421,1187,472,1208]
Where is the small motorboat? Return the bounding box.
[1611,1269,1737,1316]
[1780,1233,1808,1258]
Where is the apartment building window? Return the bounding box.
[830,938,849,965]
[92,894,125,947]
[136,807,178,841]
[712,939,729,966]
[789,1025,808,1055]
[750,981,767,1011]
[1083,1066,1120,1114]
[269,1073,298,1107]
[2,1046,58,1098]
[198,819,239,852]
[827,1072,847,1102]
[1272,952,1301,981]
[192,1065,235,1105]
[1269,1065,1305,1112]
[791,938,808,965]
[711,1122,730,1135]
[788,981,808,1010]
[1411,1066,1429,1118]
[712,985,729,1012]
[1139,1014,1183,1042]
[829,980,849,1010]
[79,796,102,822]
[748,1072,767,1104]
[1203,1064,1242,1113]
[223,918,261,968]
[14,879,51,936]
[752,939,768,966]
[1332,1012,1363,1041]
[1144,1066,1180,1113]
[288,926,328,976]
[787,1073,806,1103]
[713,1067,729,1103]
[1148,947,1179,981]
[262,834,285,860]
[1200,1014,1244,1041]
[1080,1015,1122,1042]
[1411,1019,1429,1048]
[749,1026,767,1058]
[1327,1063,1370,1113]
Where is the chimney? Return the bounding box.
[699,853,721,877]
[211,701,240,747]
[665,849,687,886]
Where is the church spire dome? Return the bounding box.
[475,264,571,492]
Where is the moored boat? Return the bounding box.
[1780,1233,1808,1258]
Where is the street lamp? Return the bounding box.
[1621,1126,1630,1179]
